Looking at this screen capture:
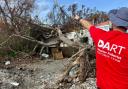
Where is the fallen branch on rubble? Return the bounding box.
[0,27,82,49]
[0,34,59,48]
[0,35,14,47]
[56,45,95,86]
[56,27,83,48]
[14,34,59,46]
[57,49,84,84]
[67,48,86,61]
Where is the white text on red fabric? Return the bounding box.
[98,39,125,55]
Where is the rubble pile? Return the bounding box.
[0,23,96,89]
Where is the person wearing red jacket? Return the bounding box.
[75,7,128,89]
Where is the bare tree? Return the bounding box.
[68,3,77,16]
[47,1,108,27]
[0,0,35,34]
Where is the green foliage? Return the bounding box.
[7,50,17,57]
[0,49,17,57]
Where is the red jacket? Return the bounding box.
[90,26,128,89]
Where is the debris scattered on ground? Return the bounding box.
[0,56,96,89]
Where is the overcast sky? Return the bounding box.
[34,0,128,20]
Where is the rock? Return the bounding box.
[9,81,19,86]
[5,61,11,65]
[41,53,49,58]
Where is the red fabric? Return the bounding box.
[90,26,128,89]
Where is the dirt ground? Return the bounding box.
[0,54,96,89]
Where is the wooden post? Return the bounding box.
[79,50,88,82]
